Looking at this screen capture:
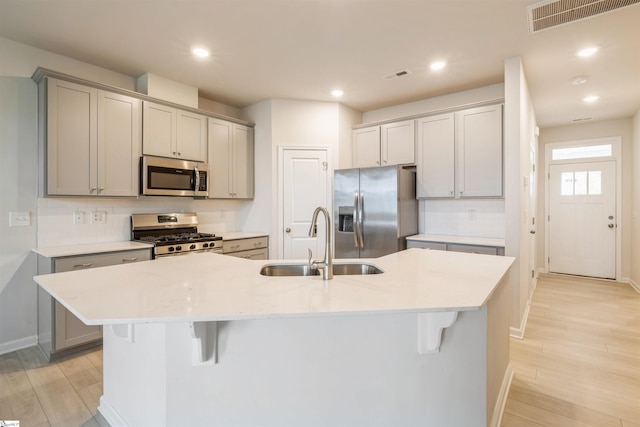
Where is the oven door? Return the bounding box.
[141,156,208,197]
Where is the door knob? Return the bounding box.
[608,215,614,220]
[530,230,536,234]
[285,228,291,233]
[608,223,614,228]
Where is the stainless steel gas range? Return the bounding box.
[131,213,222,258]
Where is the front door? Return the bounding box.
[281,147,330,259]
[548,160,616,279]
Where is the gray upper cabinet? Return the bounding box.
[43,78,141,197]
[353,119,415,168]
[142,101,207,162]
[208,117,254,199]
[416,104,503,198]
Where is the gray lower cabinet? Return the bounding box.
[37,248,151,360]
[407,240,504,256]
[223,236,269,260]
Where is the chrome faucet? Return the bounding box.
[308,206,333,280]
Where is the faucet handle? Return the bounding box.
[308,248,313,265]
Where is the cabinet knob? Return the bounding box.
[450,190,454,196]
[285,228,291,233]
[98,187,104,193]
[90,187,97,192]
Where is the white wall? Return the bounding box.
[632,110,640,289]
[537,118,635,282]
[0,77,38,353]
[504,57,538,336]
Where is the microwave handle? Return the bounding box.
[194,165,200,191]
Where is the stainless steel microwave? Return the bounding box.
[140,156,208,197]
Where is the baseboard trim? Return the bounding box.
[0,335,37,356]
[510,277,536,340]
[98,396,128,427]
[490,363,514,427]
[626,278,640,293]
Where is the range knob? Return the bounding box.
[203,243,209,248]
[190,244,196,250]
[175,245,182,251]
[168,247,175,252]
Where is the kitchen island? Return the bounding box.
[34,248,514,427]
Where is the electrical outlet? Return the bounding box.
[91,211,107,224]
[468,209,477,220]
[73,211,84,224]
[9,211,31,227]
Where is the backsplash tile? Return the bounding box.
[419,199,505,238]
[36,197,251,248]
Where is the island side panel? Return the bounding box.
[100,323,168,427]
[486,275,512,426]
[159,311,489,427]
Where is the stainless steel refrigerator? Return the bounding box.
[334,165,418,258]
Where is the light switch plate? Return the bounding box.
[9,211,31,227]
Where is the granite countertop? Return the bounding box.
[219,232,269,241]
[34,248,514,325]
[33,241,155,258]
[407,234,506,248]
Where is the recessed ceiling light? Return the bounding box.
[577,46,598,57]
[583,95,599,103]
[570,75,589,85]
[331,89,344,98]
[430,61,446,71]
[191,47,210,58]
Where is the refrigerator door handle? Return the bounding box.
[353,193,359,248]
[358,192,365,248]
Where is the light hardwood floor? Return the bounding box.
[1,274,638,426]
[502,274,640,427]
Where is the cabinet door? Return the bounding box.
[177,110,207,162]
[416,113,455,198]
[456,104,503,197]
[53,249,151,352]
[208,118,232,198]
[353,126,381,168]
[142,101,176,158]
[381,120,415,165]
[46,78,97,195]
[97,91,141,196]
[232,124,254,198]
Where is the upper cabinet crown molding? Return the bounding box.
[32,67,254,128]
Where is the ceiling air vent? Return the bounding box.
[527,0,640,33]
[384,70,411,80]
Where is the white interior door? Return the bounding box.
[528,144,537,285]
[548,160,616,279]
[281,147,329,259]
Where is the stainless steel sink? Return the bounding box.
[260,262,383,277]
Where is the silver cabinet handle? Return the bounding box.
[73,263,93,269]
[122,257,138,262]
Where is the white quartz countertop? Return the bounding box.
[407,234,506,248]
[34,249,513,325]
[33,241,154,258]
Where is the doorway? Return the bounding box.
[545,137,621,280]
[278,146,331,259]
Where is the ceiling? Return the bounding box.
[1,0,638,127]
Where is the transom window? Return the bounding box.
[552,144,612,161]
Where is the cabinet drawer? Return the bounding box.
[223,237,268,254]
[407,241,447,251]
[447,244,498,255]
[225,248,268,260]
[54,249,151,272]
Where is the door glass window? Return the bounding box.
[560,170,603,195]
